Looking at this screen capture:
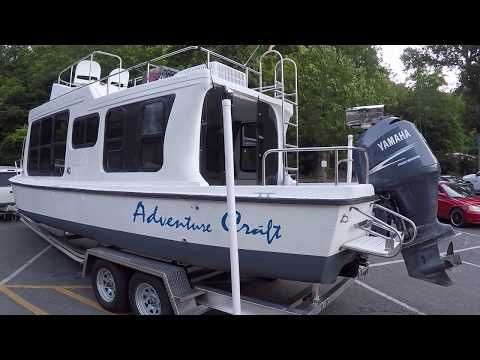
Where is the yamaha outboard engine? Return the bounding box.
[349,106,461,286]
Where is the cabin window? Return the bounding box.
[103,94,175,173]
[104,108,126,172]
[240,123,257,172]
[72,113,100,148]
[27,110,69,176]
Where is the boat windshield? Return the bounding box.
[442,183,474,198]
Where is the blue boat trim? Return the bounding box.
[11,182,377,206]
[20,209,357,283]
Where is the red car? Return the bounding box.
[438,181,480,227]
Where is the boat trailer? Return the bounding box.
[17,211,368,315]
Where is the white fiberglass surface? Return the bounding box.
[11,175,374,201]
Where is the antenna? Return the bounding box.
[243,45,260,66]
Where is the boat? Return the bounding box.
[10,46,460,285]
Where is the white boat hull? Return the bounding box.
[12,182,376,283]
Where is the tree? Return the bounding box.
[0,125,27,164]
[392,71,469,154]
[401,45,480,164]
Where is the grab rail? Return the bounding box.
[349,204,417,257]
[261,146,369,186]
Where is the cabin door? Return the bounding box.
[200,88,278,185]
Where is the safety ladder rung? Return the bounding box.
[284,121,298,127]
[286,167,298,172]
[285,144,297,148]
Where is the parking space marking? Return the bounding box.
[0,286,48,315]
[354,280,426,315]
[52,287,110,313]
[370,259,404,268]
[371,244,480,268]
[462,261,480,270]
[456,230,480,238]
[0,245,52,285]
[5,285,91,289]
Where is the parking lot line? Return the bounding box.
[462,261,480,270]
[456,230,480,238]
[5,285,91,289]
[52,286,110,313]
[355,280,426,315]
[0,286,48,315]
[0,245,52,285]
[371,244,480,268]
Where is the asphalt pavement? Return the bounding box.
[1,219,479,315]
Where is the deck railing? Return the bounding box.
[55,46,263,99]
[261,146,370,186]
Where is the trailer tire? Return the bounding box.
[129,273,173,315]
[91,259,130,313]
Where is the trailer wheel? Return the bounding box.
[129,273,173,315]
[91,259,130,313]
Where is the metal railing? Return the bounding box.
[261,146,370,186]
[349,204,417,257]
[54,46,263,100]
[58,50,123,87]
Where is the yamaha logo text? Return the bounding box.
[377,129,412,151]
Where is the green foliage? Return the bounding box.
[393,71,470,153]
[0,125,27,164]
[0,44,472,167]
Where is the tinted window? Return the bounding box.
[105,109,124,139]
[30,122,40,147]
[28,110,69,176]
[0,173,15,186]
[104,95,175,173]
[142,101,165,135]
[72,113,99,148]
[240,123,257,172]
[55,112,69,142]
[40,117,53,145]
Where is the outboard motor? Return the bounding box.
[349,106,461,286]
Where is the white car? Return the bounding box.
[0,167,19,211]
[463,172,480,192]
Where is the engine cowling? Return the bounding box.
[353,116,460,286]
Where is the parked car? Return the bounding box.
[440,175,474,192]
[462,172,480,193]
[438,181,480,227]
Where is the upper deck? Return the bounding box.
[30,46,296,122]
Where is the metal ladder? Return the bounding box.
[259,50,299,182]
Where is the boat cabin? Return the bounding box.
[23,47,298,188]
